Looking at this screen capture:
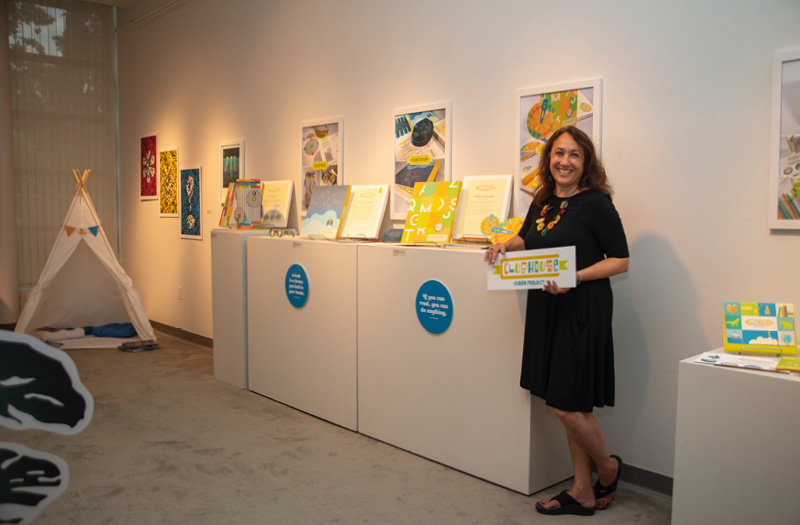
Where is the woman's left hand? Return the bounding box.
[542,280,569,295]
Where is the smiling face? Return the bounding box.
[549,132,585,197]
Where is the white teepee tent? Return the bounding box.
[15,170,155,341]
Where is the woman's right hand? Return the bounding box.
[484,242,507,264]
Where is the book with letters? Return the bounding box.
[401,180,462,244]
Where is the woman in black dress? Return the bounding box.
[484,126,629,516]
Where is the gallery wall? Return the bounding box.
[116,0,800,479]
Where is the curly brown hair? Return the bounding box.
[533,126,612,206]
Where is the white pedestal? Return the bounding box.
[356,244,571,495]
[246,237,358,431]
[210,228,270,389]
[673,354,800,525]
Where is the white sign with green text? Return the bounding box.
[487,246,575,291]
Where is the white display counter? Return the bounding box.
[673,354,800,524]
[246,237,358,431]
[210,228,270,389]
[357,244,571,495]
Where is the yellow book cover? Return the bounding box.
[402,181,462,244]
[776,357,800,372]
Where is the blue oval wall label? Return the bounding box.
[415,280,453,334]
[285,263,309,308]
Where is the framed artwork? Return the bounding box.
[769,49,800,229]
[392,101,451,220]
[219,139,244,202]
[181,167,202,239]
[140,134,157,200]
[158,146,179,217]
[515,79,601,216]
[300,117,343,216]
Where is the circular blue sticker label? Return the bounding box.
[285,263,309,308]
[415,280,453,334]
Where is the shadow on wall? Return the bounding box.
[596,234,712,470]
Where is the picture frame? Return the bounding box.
[158,146,179,218]
[453,174,513,240]
[515,79,601,216]
[140,133,157,200]
[300,117,343,217]
[391,101,452,220]
[769,49,800,229]
[219,139,244,203]
[180,166,202,239]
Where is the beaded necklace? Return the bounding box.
[536,199,568,236]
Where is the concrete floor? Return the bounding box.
[2,331,672,524]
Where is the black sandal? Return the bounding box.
[594,454,623,509]
[535,490,596,516]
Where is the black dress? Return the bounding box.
[518,189,629,413]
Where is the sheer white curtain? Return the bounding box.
[7,0,117,289]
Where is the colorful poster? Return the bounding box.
[181,167,201,239]
[158,147,179,217]
[516,80,601,215]
[770,51,800,229]
[487,246,576,291]
[723,302,797,355]
[392,102,451,220]
[401,180,461,244]
[140,135,157,199]
[301,185,351,239]
[301,119,342,214]
[219,140,244,202]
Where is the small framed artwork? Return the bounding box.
[140,134,157,200]
[219,139,244,203]
[300,117,343,216]
[158,146,179,217]
[515,79,601,216]
[769,49,800,229]
[392,101,451,220]
[181,166,202,239]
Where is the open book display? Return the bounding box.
[401,181,461,244]
[723,302,797,355]
[453,175,513,241]
[261,180,294,229]
[339,185,388,240]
